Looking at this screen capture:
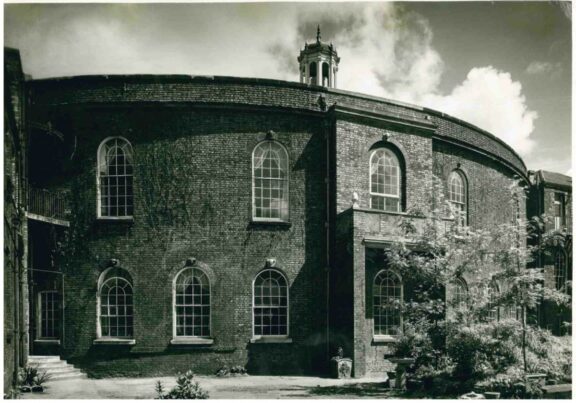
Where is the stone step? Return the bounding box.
[44,366,79,375]
[49,373,87,382]
[28,355,61,363]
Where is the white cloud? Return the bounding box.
[421,67,537,156]
[525,61,562,77]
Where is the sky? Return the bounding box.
[4,1,572,175]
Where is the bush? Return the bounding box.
[19,365,50,387]
[476,368,544,399]
[155,371,209,399]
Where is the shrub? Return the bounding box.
[476,367,544,399]
[155,371,209,399]
[215,365,247,377]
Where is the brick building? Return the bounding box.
[528,170,572,335]
[3,32,571,384]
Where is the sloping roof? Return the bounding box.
[538,170,572,189]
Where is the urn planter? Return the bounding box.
[330,358,353,379]
[388,357,415,390]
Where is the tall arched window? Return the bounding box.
[98,275,133,338]
[252,141,289,221]
[448,171,467,226]
[370,149,402,212]
[454,277,468,308]
[253,269,288,337]
[554,250,568,292]
[97,137,134,218]
[174,268,211,338]
[373,270,402,336]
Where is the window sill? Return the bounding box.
[250,336,292,344]
[93,338,135,345]
[372,335,399,344]
[96,216,134,222]
[170,337,214,346]
[250,219,291,227]
[34,339,60,345]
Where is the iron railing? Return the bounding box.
[28,188,69,221]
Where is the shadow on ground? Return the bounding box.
[306,382,399,398]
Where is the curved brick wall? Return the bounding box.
[28,75,526,177]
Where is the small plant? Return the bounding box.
[155,371,209,399]
[19,365,50,387]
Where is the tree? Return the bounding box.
[389,176,571,392]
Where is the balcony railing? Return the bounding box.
[28,188,70,223]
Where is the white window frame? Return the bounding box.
[373,269,403,340]
[448,170,468,226]
[96,273,134,342]
[171,267,213,345]
[369,149,401,212]
[96,136,134,220]
[36,291,60,341]
[487,281,500,322]
[251,140,290,222]
[252,269,290,342]
[553,192,566,231]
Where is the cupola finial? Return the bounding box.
[316,25,321,43]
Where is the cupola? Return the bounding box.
[297,26,340,88]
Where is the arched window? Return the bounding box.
[448,171,467,226]
[370,149,402,212]
[454,277,468,308]
[253,269,288,337]
[174,268,211,338]
[373,270,402,336]
[252,141,289,221]
[97,137,134,218]
[487,281,499,322]
[98,275,133,338]
[309,62,317,85]
[554,250,568,292]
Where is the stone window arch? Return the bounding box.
[97,137,134,218]
[252,141,289,221]
[173,267,211,338]
[253,269,289,337]
[369,148,403,212]
[373,270,403,336]
[448,170,468,226]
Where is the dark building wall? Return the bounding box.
[4,47,28,393]
[32,105,329,376]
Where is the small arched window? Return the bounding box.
[98,274,133,338]
[370,149,402,212]
[97,137,134,218]
[554,250,568,293]
[454,277,468,308]
[487,281,499,322]
[448,171,467,226]
[253,269,289,337]
[373,270,403,336]
[174,268,211,338]
[252,141,289,221]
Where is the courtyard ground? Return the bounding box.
[23,375,401,399]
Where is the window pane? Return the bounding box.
[370,149,401,212]
[100,277,133,337]
[373,271,402,336]
[99,138,134,218]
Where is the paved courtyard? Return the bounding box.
[24,375,396,399]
